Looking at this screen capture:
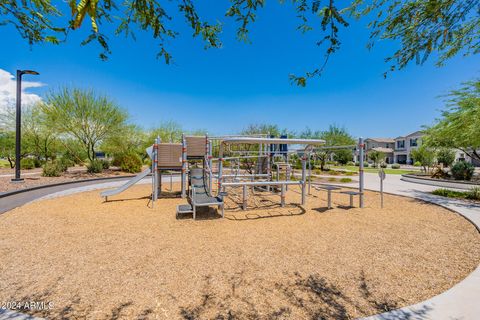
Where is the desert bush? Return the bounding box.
[57,157,74,172]
[466,187,480,200]
[451,161,474,180]
[347,161,355,166]
[120,152,142,173]
[42,161,62,177]
[33,158,43,168]
[380,162,387,168]
[100,159,110,169]
[413,161,422,167]
[87,160,104,173]
[432,188,465,198]
[355,162,360,167]
[340,178,352,183]
[391,164,400,169]
[20,158,36,169]
[363,163,369,168]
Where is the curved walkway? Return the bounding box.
[0,173,479,320]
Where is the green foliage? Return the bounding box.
[340,177,352,183]
[42,161,62,177]
[436,148,456,167]
[42,88,128,161]
[380,162,387,168]
[368,150,384,167]
[20,158,36,170]
[410,146,435,172]
[119,152,143,173]
[363,162,369,168]
[424,80,480,163]
[391,163,400,169]
[147,121,184,144]
[467,187,480,200]
[87,160,104,174]
[301,125,355,171]
[333,149,353,165]
[347,161,355,166]
[451,161,474,181]
[432,188,480,201]
[100,159,110,170]
[3,0,476,85]
[57,157,74,172]
[413,161,422,167]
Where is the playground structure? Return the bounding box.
[101,134,367,219]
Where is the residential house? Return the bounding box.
[364,138,395,164]
[393,131,423,164]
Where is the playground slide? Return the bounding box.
[100,168,152,198]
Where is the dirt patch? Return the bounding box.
[0,183,479,319]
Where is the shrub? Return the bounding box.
[355,162,360,167]
[451,161,474,181]
[347,161,355,166]
[328,177,337,182]
[119,152,142,173]
[87,160,104,173]
[432,188,466,198]
[391,164,400,169]
[363,163,369,168]
[42,161,62,177]
[326,161,336,165]
[57,157,74,172]
[466,187,480,200]
[413,161,422,167]
[340,178,352,183]
[20,158,36,169]
[333,149,353,165]
[380,162,387,168]
[33,158,43,168]
[100,159,110,169]
[436,148,456,167]
[345,171,355,176]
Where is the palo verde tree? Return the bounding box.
[424,79,480,163]
[367,150,385,168]
[41,88,128,162]
[300,125,355,170]
[1,0,477,85]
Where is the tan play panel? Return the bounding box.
[0,183,479,319]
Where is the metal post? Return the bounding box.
[208,135,213,192]
[308,153,312,195]
[327,190,332,209]
[243,184,247,210]
[266,143,270,192]
[380,176,384,208]
[13,71,23,182]
[359,137,365,208]
[301,158,306,205]
[153,137,159,201]
[281,183,285,207]
[181,134,187,198]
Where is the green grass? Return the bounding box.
[0,159,11,168]
[432,188,480,201]
[330,165,416,175]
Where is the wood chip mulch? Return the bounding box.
[0,183,478,319]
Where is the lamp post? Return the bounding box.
[11,69,40,183]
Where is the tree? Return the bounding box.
[147,121,184,144]
[424,79,480,163]
[368,150,384,168]
[22,106,59,162]
[410,145,435,173]
[436,148,456,167]
[333,149,353,165]
[41,88,128,162]
[300,125,355,170]
[0,131,16,168]
[2,0,477,85]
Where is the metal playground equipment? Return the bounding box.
[100,135,368,219]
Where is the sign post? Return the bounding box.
[378,169,386,208]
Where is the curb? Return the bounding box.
[401,174,479,190]
[0,175,136,199]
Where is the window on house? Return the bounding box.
[397,140,405,149]
[410,138,418,147]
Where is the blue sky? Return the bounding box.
[1,1,478,138]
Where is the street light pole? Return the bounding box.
[11,69,39,183]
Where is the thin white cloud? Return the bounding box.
[0,68,44,114]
